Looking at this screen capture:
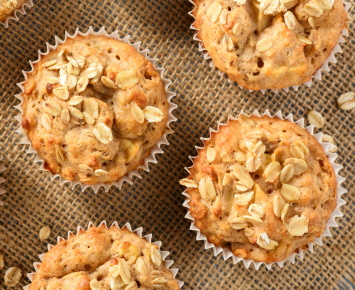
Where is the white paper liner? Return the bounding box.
[182,109,347,270]
[14,26,177,193]
[188,0,351,94]
[0,0,33,28]
[0,155,5,206]
[24,220,184,289]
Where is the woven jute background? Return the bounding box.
[0,0,354,289]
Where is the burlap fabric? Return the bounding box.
[0,0,354,289]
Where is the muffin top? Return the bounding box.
[21,35,169,185]
[192,0,347,90]
[30,225,180,290]
[0,0,26,21]
[181,115,337,263]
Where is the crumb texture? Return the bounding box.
[183,115,337,263]
[30,226,180,290]
[193,0,347,90]
[22,35,169,185]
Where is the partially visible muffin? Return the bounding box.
[30,225,180,289]
[0,0,26,22]
[181,114,337,263]
[192,0,347,90]
[21,35,169,185]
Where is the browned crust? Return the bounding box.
[192,0,347,90]
[21,35,169,185]
[30,225,179,290]
[186,115,337,263]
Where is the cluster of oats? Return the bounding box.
[206,0,334,52]
[181,115,313,251]
[89,245,167,289]
[39,49,164,176]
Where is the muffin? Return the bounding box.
[21,34,169,185]
[0,0,27,22]
[29,224,180,289]
[191,0,348,90]
[180,114,337,263]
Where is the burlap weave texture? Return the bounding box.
[0,0,354,289]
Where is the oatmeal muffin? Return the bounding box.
[29,225,180,289]
[180,114,337,263]
[192,0,347,90]
[0,0,26,22]
[21,35,169,185]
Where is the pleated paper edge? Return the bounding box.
[1,0,33,28]
[181,109,346,270]
[24,220,184,289]
[188,0,351,94]
[14,26,177,193]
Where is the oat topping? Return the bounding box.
[179,178,198,188]
[284,11,297,29]
[143,106,165,123]
[194,0,346,90]
[30,226,179,289]
[256,233,279,250]
[206,2,223,22]
[131,103,145,124]
[230,217,248,229]
[308,16,316,27]
[296,35,313,45]
[281,184,301,202]
[198,176,217,201]
[287,215,309,236]
[248,204,265,218]
[150,247,162,267]
[183,115,336,262]
[256,38,273,52]
[93,123,113,145]
[22,36,169,185]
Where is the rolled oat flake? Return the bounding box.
[4,266,22,287]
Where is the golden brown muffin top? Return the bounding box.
[21,35,169,185]
[30,225,180,290]
[181,115,337,263]
[192,0,347,90]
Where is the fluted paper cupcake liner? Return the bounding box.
[14,26,177,193]
[24,220,184,289]
[188,0,351,94]
[1,0,33,28]
[0,155,5,206]
[182,109,346,269]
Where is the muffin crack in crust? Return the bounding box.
[181,115,337,263]
[30,226,180,290]
[21,35,169,185]
[193,0,347,89]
